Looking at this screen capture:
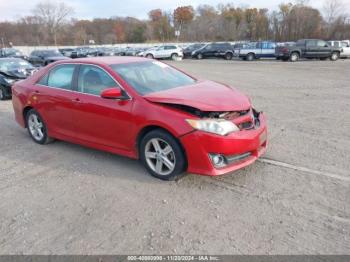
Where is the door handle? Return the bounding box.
[72,98,82,103]
[34,90,40,94]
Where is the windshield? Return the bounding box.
[111,61,196,95]
[3,48,22,56]
[0,59,33,72]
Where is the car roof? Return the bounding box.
[59,56,153,65]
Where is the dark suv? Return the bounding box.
[191,42,234,60]
[28,50,69,66]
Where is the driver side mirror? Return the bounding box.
[100,87,124,99]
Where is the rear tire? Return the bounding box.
[330,52,339,61]
[26,109,54,145]
[140,129,187,181]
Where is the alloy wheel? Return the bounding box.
[28,113,44,141]
[144,138,176,176]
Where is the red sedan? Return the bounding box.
[12,57,267,180]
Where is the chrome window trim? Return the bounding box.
[35,62,132,101]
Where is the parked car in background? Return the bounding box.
[59,48,75,58]
[183,43,206,58]
[0,48,28,60]
[141,45,183,60]
[11,57,267,180]
[191,42,234,60]
[275,39,342,62]
[28,49,69,66]
[96,47,116,57]
[237,41,276,61]
[0,58,36,100]
[328,40,350,58]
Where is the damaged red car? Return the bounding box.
[12,57,267,180]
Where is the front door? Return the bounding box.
[71,64,134,150]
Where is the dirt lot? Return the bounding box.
[0,59,349,254]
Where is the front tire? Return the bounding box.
[171,53,178,60]
[225,52,233,60]
[246,53,255,61]
[26,109,53,145]
[146,54,154,59]
[140,129,187,181]
[289,52,300,62]
[0,86,7,100]
[197,53,203,59]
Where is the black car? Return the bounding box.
[0,48,28,60]
[0,58,36,100]
[275,39,342,62]
[191,42,234,60]
[183,43,206,58]
[28,49,69,66]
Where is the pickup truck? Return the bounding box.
[236,41,276,61]
[275,39,342,62]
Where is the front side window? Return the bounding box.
[317,40,327,47]
[112,61,196,95]
[78,65,117,95]
[45,64,76,90]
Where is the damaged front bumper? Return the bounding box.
[180,112,267,176]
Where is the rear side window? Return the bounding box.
[306,40,317,47]
[47,64,76,90]
[78,65,117,96]
[165,46,176,50]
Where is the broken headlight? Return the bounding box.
[186,119,239,136]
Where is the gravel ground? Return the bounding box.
[0,58,349,254]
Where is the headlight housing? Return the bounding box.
[186,119,240,136]
[4,78,16,85]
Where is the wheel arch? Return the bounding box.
[135,125,187,163]
[23,106,34,127]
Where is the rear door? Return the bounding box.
[34,64,77,138]
[304,40,318,57]
[317,40,332,57]
[71,64,134,150]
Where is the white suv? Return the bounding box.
[141,45,183,60]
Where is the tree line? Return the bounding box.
[0,0,349,46]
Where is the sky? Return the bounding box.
[0,0,347,21]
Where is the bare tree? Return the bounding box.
[33,1,74,45]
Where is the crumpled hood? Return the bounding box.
[0,68,36,79]
[144,80,251,111]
